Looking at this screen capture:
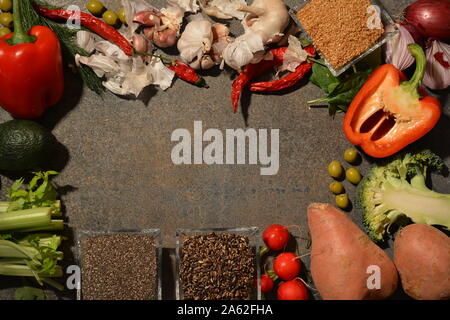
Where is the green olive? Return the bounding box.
[329,182,345,195]
[117,7,126,24]
[344,148,360,164]
[346,168,362,185]
[0,12,13,28]
[102,10,118,26]
[328,161,344,179]
[336,194,350,209]
[86,0,105,16]
[0,0,13,12]
[0,27,11,38]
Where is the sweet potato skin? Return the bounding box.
[394,224,450,300]
[308,203,398,300]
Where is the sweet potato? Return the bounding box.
[394,224,450,300]
[308,203,398,300]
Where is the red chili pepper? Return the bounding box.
[167,60,208,88]
[232,47,287,113]
[33,4,133,56]
[250,46,316,92]
[0,0,64,119]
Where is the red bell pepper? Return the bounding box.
[343,44,441,158]
[0,0,64,119]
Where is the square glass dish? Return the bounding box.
[290,0,399,76]
[176,227,261,300]
[75,229,162,300]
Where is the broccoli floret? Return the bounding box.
[357,150,450,242]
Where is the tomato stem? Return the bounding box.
[259,246,269,257]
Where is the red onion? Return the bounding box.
[400,21,424,46]
[405,0,450,42]
[423,40,450,89]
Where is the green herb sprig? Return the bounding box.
[21,0,103,94]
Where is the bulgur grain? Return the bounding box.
[297,0,384,69]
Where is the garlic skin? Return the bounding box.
[240,0,290,45]
[423,40,450,90]
[199,0,248,20]
[383,23,415,71]
[222,0,290,71]
[177,20,214,66]
[76,30,98,54]
[280,36,309,73]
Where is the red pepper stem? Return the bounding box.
[7,0,36,45]
[400,44,426,99]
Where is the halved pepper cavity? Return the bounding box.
[343,44,441,158]
[0,0,64,119]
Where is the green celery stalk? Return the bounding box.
[0,264,63,277]
[0,208,52,232]
[16,220,64,232]
[17,235,62,248]
[0,202,9,213]
[0,243,39,259]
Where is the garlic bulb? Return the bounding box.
[222,32,265,71]
[222,0,290,71]
[383,23,415,71]
[423,40,450,90]
[177,20,214,67]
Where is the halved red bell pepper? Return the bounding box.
[343,44,441,158]
[0,0,64,119]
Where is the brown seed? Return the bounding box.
[81,233,157,300]
[180,233,255,300]
[297,0,384,69]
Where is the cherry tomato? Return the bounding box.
[259,273,274,293]
[277,280,308,300]
[262,224,290,251]
[273,252,301,281]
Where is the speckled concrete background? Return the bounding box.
[0,0,449,300]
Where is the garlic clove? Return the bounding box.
[133,11,161,26]
[200,55,215,70]
[153,28,178,48]
[132,34,150,53]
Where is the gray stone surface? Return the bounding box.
[0,0,449,300]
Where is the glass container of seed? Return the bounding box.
[291,0,398,76]
[176,227,261,300]
[75,229,162,300]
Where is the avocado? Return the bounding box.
[0,120,56,172]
